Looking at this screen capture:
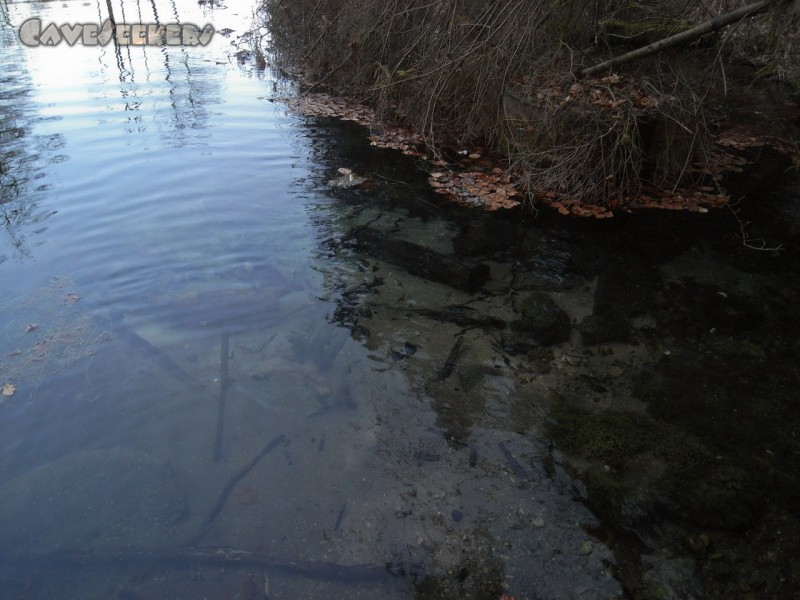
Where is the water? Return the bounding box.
[2,1,800,599]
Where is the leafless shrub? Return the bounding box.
[260,0,590,139]
[255,0,795,207]
[726,0,800,87]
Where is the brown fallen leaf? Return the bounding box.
[2,383,16,396]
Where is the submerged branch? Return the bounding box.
[0,547,413,583]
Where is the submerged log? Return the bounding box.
[0,547,414,583]
[409,307,506,330]
[346,227,490,292]
[434,336,464,383]
[109,308,204,390]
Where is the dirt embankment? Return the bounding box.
[252,0,800,216]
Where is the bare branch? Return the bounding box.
[579,0,789,78]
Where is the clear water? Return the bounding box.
[2,2,799,599]
[2,2,612,598]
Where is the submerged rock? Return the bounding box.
[327,172,368,188]
[641,552,703,600]
[511,292,571,345]
[578,314,632,345]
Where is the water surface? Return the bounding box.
[1,2,799,599]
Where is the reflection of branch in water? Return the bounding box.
[1,203,34,262]
[0,38,60,261]
[0,0,10,27]
[91,0,214,146]
[164,0,203,139]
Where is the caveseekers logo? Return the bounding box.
[19,19,214,47]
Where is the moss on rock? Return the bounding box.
[545,404,761,529]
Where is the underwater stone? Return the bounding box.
[511,292,571,345]
[578,314,632,345]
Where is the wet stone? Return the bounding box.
[511,292,571,345]
[414,449,441,465]
[499,331,541,355]
[578,314,632,345]
[390,341,418,361]
[641,552,703,600]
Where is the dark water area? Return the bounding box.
[1,1,799,599]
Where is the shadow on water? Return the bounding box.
[0,25,61,264]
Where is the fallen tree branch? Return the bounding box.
[579,0,787,78]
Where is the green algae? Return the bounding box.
[546,324,800,598]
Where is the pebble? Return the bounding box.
[580,541,593,555]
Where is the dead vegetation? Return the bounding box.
[256,0,799,214]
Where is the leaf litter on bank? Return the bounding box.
[280,91,796,217]
[283,92,523,210]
